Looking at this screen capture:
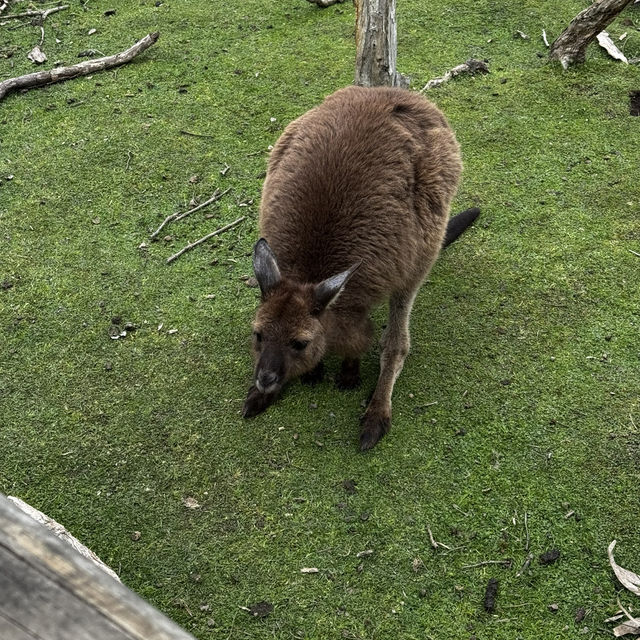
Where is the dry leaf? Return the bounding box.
[597,31,628,64]
[27,46,47,64]
[614,618,640,637]
[182,496,201,509]
[608,541,640,596]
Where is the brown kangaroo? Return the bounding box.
[242,85,479,450]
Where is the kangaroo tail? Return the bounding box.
[442,207,481,248]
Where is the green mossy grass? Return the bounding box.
[1,1,639,638]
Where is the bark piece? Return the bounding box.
[27,46,47,64]
[550,0,634,69]
[0,32,159,101]
[597,31,628,62]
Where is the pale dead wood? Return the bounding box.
[597,31,628,62]
[516,552,534,577]
[462,559,512,570]
[524,511,530,551]
[0,1,9,15]
[614,597,640,637]
[306,0,346,6]
[166,216,246,264]
[150,188,231,240]
[7,496,120,582]
[542,30,550,48]
[427,526,439,549]
[0,32,159,101]
[550,0,634,69]
[629,250,640,257]
[419,58,489,92]
[2,4,68,20]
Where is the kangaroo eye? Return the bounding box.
[291,339,309,351]
[254,331,263,343]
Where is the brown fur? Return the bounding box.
[243,86,464,450]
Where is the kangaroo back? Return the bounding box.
[259,85,462,308]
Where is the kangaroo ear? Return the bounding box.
[253,238,281,296]
[313,261,361,313]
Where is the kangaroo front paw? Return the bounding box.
[335,358,361,390]
[242,385,276,418]
[359,412,391,451]
[301,361,325,386]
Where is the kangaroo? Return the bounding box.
[242,85,479,450]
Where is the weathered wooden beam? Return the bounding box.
[0,493,195,640]
[549,0,634,69]
[354,0,407,87]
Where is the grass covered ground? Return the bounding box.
[1,1,639,638]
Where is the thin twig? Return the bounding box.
[542,29,550,47]
[427,526,439,549]
[150,188,230,240]
[524,511,529,552]
[516,552,534,577]
[419,58,489,92]
[0,32,159,101]
[629,249,640,257]
[166,216,246,264]
[2,4,68,20]
[462,559,512,570]
[179,129,216,139]
[39,25,45,46]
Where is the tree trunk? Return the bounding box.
[354,0,407,87]
[549,0,633,69]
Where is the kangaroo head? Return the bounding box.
[249,238,359,395]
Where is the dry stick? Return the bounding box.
[166,216,246,264]
[419,58,489,92]
[1,4,68,20]
[629,249,640,257]
[150,188,230,240]
[462,559,512,570]
[524,511,530,552]
[179,129,216,139]
[0,1,9,15]
[0,32,159,101]
[516,552,534,577]
[427,526,439,550]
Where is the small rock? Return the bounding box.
[92,217,100,225]
[88,28,97,35]
[188,174,199,184]
[131,531,141,541]
[27,46,47,64]
[164,235,172,242]
[309,402,318,410]
[575,607,586,623]
[359,511,370,522]
[181,496,201,509]
[549,603,559,613]
[245,276,258,288]
[206,618,216,627]
[199,604,210,612]
[104,9,116,16]
[104,362,113,371]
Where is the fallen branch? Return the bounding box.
[629,249,640,257]
[150,188,231,240]
[166,216,246,264]
[419,58,489,92]
[0,32,159,101]
[2,4,68,21]
[462,559,512,570]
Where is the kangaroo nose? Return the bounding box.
[257,370,278,391]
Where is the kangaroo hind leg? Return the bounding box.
[359,288,418,451]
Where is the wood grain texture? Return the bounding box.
[0,494,195,640]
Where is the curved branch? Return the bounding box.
[0,32,159,101]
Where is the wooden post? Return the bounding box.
[549,0,633,69]
[0,494,195,640]
[354,0,407,87]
